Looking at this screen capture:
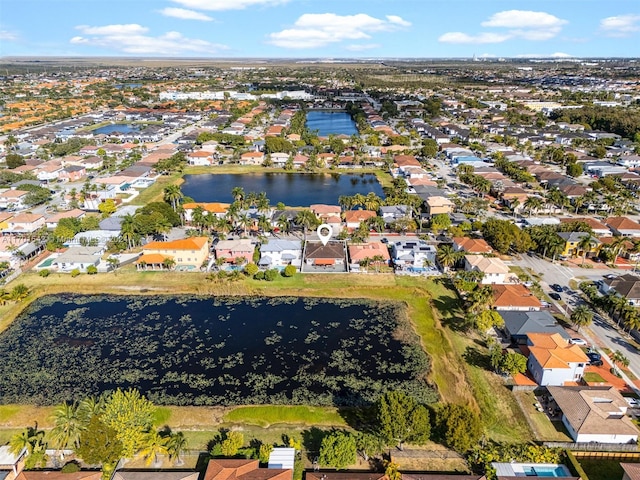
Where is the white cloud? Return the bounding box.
[76,24,149,35]
[268,13,410,49]
[600,14,640,37]
[345,43,381,52]
[438,32,511,44]
[71,24,227,55]
[159,7,213,21]
[515,52,574,58]
[171,0,288,11]
[0,30,18,41]
[440,9,567,44]
[481,10,567,30]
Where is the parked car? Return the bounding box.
[549,292,562,301]
[551,284,563,292]
[587,352,603,366]
[570,338,588,346]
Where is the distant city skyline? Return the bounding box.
[1,0,639,58]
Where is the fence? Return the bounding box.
[544,441,640,452]
[572,451,640,462]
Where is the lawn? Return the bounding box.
[223,406,347,428]
[0,271,531,443]
[513,391,571,442]
[578,458,626,480]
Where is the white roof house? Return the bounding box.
[268,448,296,470]
[259,239,302,269]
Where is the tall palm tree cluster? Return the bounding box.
[10,391,188,470]
[580,282,640,334]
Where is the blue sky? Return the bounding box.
[1,0,639,58]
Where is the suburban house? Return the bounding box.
[605,217,640,237]
[65,230,120,248]
[0,189,29,210]
[391,240,437,273]
[138,237,209,270]
[348,241,391,272]
[239,151,265,165]
[59,165,87,182]
[0,212,13,230]
[622,463,640,480]
[526,333,589,386]
[3,213,45,234]
[214,238,254,264]
[183,202,230,223]
[187,150,214,166]
[547,386,639,444]
[0,445,27,480]
[204,459,291,480]
[464,255,512,284]
[491,463,575,479]
[500,311,570,344]
[557,232,601,258]
[452,237,493,254]
[52,246,103,273]
[600,273,640,306]
[45,208,86,229]
[560,217,611,237]
[379,205,411,224]
[259,239,302,269]
[303,241,347,272]
[114,472,197,480]
[424,196,454,217]
[310,204,341,222]
[343,210,377,230]
[491,284,542,311]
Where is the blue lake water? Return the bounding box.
[181,173,384,207]
[306,111,358,137]
[93,124,141,134]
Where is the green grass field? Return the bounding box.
[223,406,346,428]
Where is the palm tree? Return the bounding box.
[10,284,29,301]
[363,193,382,212]
[609,350,630,373]
[237,213,252,237]
[168,432,187,466]
[436,244,459,272]
[577,234,597,266]
[610,235,628,267]
[163,185,183,212]
[256,192,270,215]
[523,196,543,217]
[162,257,176,271]
[50,402,84,455]
[191,206,205,230]
[120,214,138,250]
[276,216,291,235]
[570,305,593,332]
[231,187,245,205]
[469,285,494,314]
[10,425,45,456]
[294,210,319,241]
[138,430,170,467]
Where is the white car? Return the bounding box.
[570,338,588,346]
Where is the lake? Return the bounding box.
[93,124,141,135]
[0,295,434,406]
[181,173,384,207]
[306,111,358,137]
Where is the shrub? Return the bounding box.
[254,271,265,280]
[70,269,81,277]
[264,269,278,281]
[282,265,296,277]
[39,269,50,277]
[244,263,259,277]
[61,461,81,473]
[86,265,98,275]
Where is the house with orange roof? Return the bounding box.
[187,150,214,166]
[605,216,640,237]
[240,151,265,165]
[343,210,377,230]
[0,190,29,210]
[3,213,45,234]
[560,217,612,237]
[491,284,542,311]
[310,204,341,221]
[526,333,589,386]
[137,237,209,271]
[0,212,13,230]
[393,155,421,168]
[183,202,230,222]
[348,241,390,272]
[452,237,493,254]
[204,459,291,480]
[45,208,86,229]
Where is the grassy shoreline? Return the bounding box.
[0,271,532,444]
